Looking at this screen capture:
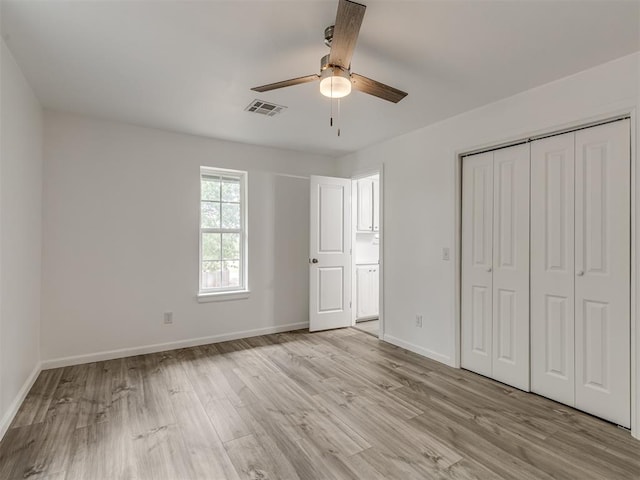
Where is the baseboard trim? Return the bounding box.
[0,361,42,441]
[41,322,309,370]
[383,334,454,367]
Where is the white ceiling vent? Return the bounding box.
[245,99,286,117]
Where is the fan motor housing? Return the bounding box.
[320,54,349,75]
[324,25,334,47]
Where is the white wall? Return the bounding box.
[338,53,639,371]
[355,233,379,265]
[0,39,43,435]
[41,112,337,364]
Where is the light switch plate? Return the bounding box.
[442,247,450,261]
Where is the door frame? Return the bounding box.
[453,107,639,439]
[351,168,384,339]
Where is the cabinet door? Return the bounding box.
[574,120,630,428]
[357,179,373,231]
[371,266,379,316]
[372,177,380,232]
[461,152,494,377]
[491,144,530,391]
[356,265,373,318]
[531,132,576,407]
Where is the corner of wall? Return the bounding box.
[0,37,45,441]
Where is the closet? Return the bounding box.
[461,119,631,428]
[530,121,630,427]
[461,143,530,391]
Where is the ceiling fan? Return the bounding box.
[251,0,408,104]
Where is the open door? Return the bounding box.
[309,175,352,332]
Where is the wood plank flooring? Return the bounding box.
[1,328,638,479]
[353,319,379,337]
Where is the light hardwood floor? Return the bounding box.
[353,319,379,337]
[1,328,638,479]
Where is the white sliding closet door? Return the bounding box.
[462,152,494,377]
[491,145,530,390]
[462,145,530,389]
[574,120,630,427]
[531,133,576,407]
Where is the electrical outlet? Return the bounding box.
[415,314,423,328]
[163,312,173,325]
[442,247,450,261]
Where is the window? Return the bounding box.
[199,167,247,297]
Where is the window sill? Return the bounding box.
[197,290,250,303]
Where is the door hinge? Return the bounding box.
[349,301,352,309]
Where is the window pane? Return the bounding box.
[221,178,240,202]
[202,233,221,261]
[201,202,220,228]
[221,233,240,260]
[202,261,221,288]
[201,177,221,201]
[221,203,240,229]
[223,260,240,287]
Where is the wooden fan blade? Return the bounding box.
[328,0,366,69]
[251,74,319,92]
[351,73,408,103]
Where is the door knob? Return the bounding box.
[311,258,318,264]
[577,270,584,276]
[487,267,492,273]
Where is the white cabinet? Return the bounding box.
[372,177,379,232]
[356,177,379,232]
[356,265,379,319]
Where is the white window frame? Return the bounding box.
[198,166,249,301]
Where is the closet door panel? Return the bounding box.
[574,120,630,427]
[531,133,575,406]
[491,144,530,390]
[461,152,493,377]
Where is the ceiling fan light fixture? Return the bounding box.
[319,67,351,98]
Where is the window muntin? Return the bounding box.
[199,168,247,294]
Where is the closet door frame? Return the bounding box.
[453,109,638,439]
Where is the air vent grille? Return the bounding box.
[245,99,286,117]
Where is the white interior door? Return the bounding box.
[574,120,630,427]
[310,175,352,332]
[531,132,576,407]
[461,152,494,377]
[491,144,530,391]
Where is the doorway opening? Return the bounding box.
[351,172,381,337]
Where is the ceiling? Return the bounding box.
[2,1,639,157]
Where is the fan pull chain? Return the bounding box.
[337,98,341,137]
[327,76,341,137]
[330,78,334,127]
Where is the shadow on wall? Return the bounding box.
[273,174,310,327]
